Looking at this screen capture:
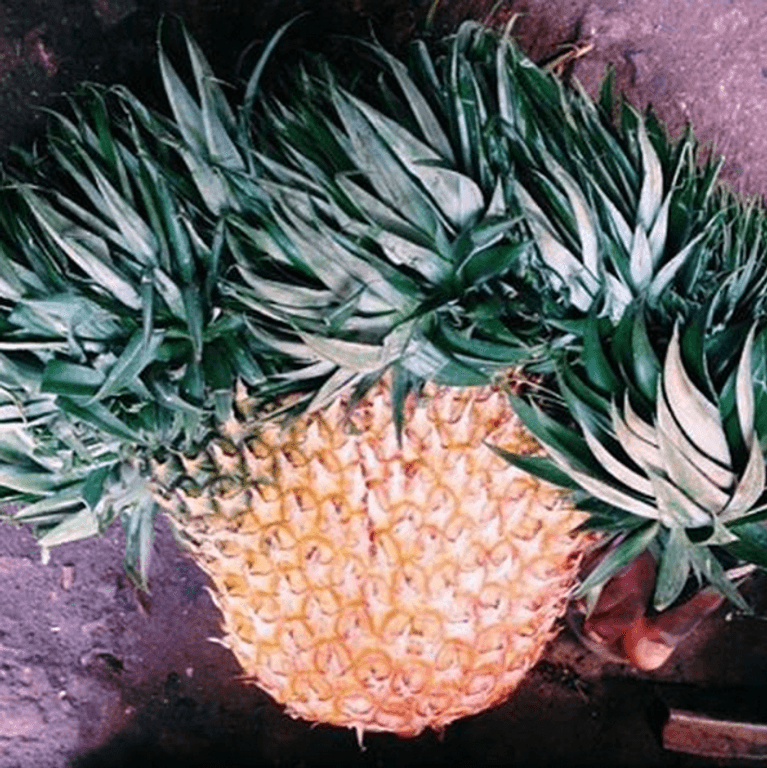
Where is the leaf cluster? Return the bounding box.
[2,18,767,605]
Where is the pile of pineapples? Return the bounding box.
[1,19,766,739]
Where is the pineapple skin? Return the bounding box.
[154,381,586,738]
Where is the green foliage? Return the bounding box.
[505,308,767,610]
[1,18,767,609]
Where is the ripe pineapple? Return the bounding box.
[0,22,592,738]
[155,379,585,737]
[0,17,765,743]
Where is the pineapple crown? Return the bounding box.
[501,301,767,612]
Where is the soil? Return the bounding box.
[2,1,767,766]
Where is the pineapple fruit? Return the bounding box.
[156,379,585,737]
[0,23,593,732]
[0,18,765,742]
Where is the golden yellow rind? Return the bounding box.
[158,381,586,738]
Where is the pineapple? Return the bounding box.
[0,18,765,742]
[0,22,592,738]
[155,378,585,737]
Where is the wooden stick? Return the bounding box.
[663,709,767,760]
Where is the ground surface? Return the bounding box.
[2,1,767,766]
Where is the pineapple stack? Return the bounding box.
[0,19,765,739]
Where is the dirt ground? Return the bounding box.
[2,1,767,766]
